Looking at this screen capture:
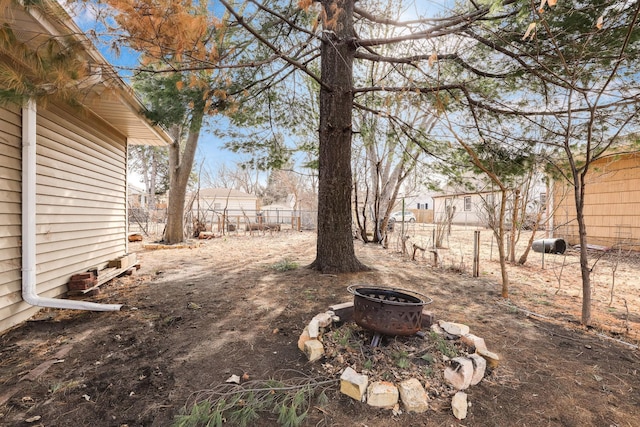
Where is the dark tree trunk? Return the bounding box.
[309,0,368,273]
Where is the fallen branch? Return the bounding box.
[497,301,639,350]
[496,300,552,320]
[595,332,638,350]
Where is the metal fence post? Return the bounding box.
[473,230,480,277]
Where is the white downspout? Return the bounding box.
[22,99,122,311]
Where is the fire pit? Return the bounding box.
[347,285,432,337]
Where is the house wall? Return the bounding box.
[0,103,128,332]
[195,197,258,218]
[0,105,23,331]
[433,194,488,226]
[553,153,640,248]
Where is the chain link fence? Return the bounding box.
[128,207,317,240]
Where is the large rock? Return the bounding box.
[340,367,368,402]
[477,348,501,369]
[367,381,399,408]
[313,312,334,328]
[444,357,474,390]
[468,354,487,385]
[297,327,311,352]
[398,378,429,413]
[451,391,468,420]
[438,320,470,337]
[303,339,324,362]
[421,310,435,328]
[307,311,336,339]
[307,318,320,338]
[460,333,487,352]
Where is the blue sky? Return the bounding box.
[67,0,458,187]
[67,2,246,186]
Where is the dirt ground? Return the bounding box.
[1,227,639,427]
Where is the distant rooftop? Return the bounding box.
[196,188,256,198]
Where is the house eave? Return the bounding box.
[8,0,172,147]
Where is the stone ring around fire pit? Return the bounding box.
[347,285,433,336]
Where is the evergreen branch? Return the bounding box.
[354,51,514,78]
[219,0,325,89]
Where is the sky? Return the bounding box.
[66,1,245,187]
[66,0,459,188]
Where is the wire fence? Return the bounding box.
[128,207,318,240]
[385,222,637,271]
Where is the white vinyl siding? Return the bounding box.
[433,194,488,227]
[0,104,29,331]
[0,102,130,332]
[34,104,127,297]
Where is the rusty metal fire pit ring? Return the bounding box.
[347,285,433,336]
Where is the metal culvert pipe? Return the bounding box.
[532,238,567,255]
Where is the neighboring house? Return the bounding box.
[433,190,495,227]
[191,188,258,222]
[394,191,435,223]
[551,151,640,249]
[128,184,147,208]
[433,176,546,228]
[0,2,171,332]
[260,203,295,224]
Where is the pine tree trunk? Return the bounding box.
[309,0,368,273]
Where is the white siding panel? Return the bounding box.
[238,199,257,211]
[0,104,23,332]
[0,180,20,193]
[39,106,124,160]
[0,106,21,139]
[0,225,21,239]
[38,180,125,200]
[0,261,21,287]
[36,193,124,210]
[0,275,22,307]
[38,233,123,262]
[0,290,22,309]
[0,236,20,251]
[0,211,20,225]
[36,222,125,235]
[33,104,128,303]
[37,243,123,286]
[0,99,131,333]
[37,139,124,184]
[0,247,20,262]
[0,300,41,333]
[0,153,20,170]
[36,226,126,244]
[37,205,126,217]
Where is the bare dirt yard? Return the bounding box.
[1,226,639,427]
